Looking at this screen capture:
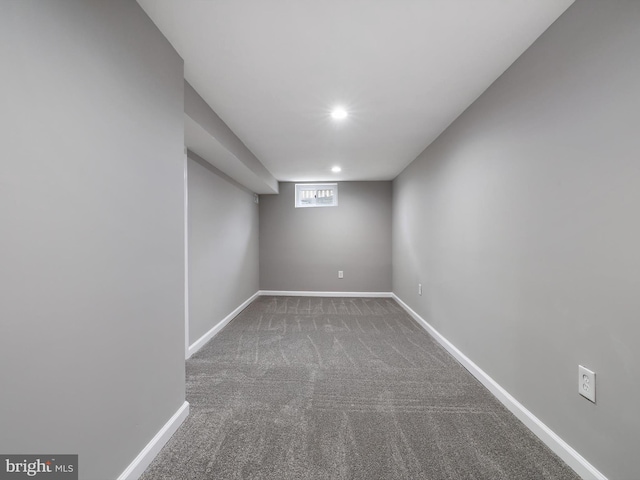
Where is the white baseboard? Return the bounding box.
[187,291,260,359]
[117,401,189,480]
[259,290,393,298]
[391,294,607,480]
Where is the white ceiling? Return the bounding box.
[138,0,574,183]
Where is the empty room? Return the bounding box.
[1,1,638,479]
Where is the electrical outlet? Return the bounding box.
[338,270,344,279]
[418,283,422,296]
[578,365,596,403]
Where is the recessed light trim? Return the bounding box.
[331,166,342,173]
[331,107,348,120]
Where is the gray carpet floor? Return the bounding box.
[140,297,579,480]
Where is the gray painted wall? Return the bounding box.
[260,182,392,292]
[188,153,259,345]
[0,2,185,479]
[392,1,640,478]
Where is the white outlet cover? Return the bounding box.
[578,365,596,403]
[338,270,343,279]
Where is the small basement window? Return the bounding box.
[295,183,338,208]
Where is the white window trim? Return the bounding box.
[295,183,338,208]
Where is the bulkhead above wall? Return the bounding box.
[184,81,279,195]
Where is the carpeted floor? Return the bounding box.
[140,296,579,480]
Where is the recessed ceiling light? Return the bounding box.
[331,166,342,173]
[331,107,348,120]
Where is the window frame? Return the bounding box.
[294,183,339,208]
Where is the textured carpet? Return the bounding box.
[140,297,579,480]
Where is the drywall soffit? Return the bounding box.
[184,114,278,194]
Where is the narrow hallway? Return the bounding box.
[141,297,578,479]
